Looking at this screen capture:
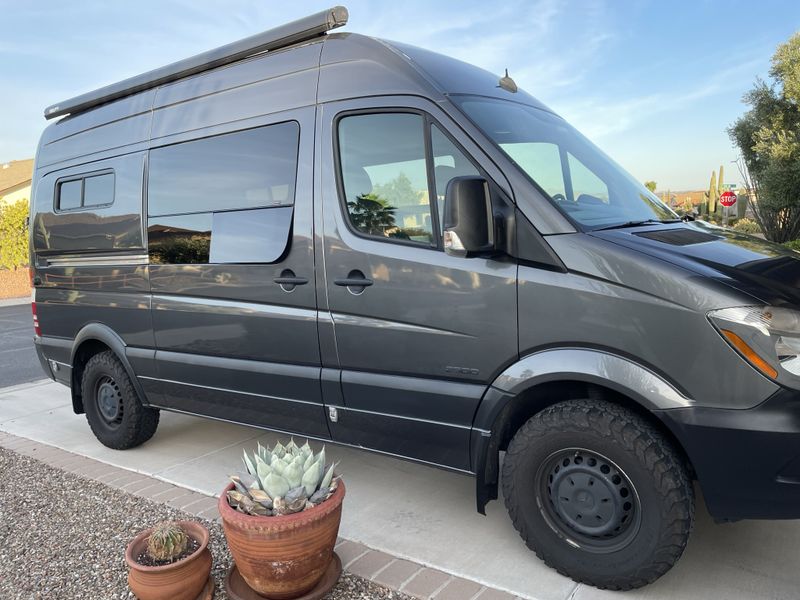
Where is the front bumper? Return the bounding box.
[660,387,800,521]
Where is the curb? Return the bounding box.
[0,430,521,600]
[0,296,30,307]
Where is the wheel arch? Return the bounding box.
[471,348,696,514]
[70,323,147,415]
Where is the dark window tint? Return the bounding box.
[338,113,434,244]
[83,173,115,207]
[148,122,299,217]
[210,207,293,263]
[148,214,212,264]
[58,180,82,210]
[57,172,115,211]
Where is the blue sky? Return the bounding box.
[1,0,798,190]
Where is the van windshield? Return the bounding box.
[453,96,678,230]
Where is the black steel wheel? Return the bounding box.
[82,351,159,449]
[538,448,641,553]
[502,399,694,590]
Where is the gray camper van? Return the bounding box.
[30,6,800,590]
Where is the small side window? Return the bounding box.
[338,113,434,245]
[56,171,115,211]
[83,173,115,207]
[57,180,82,210]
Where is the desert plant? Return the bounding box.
[146,521,189,563]
[228,439,338,517]
[706,170,718,214]
[732,217,762,234]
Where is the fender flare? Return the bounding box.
[70,323,149,411]
[471,348,694,513]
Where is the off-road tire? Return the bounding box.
[81,351,159,449]
[502,399,694,590]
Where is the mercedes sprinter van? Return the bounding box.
[30,6,800,589]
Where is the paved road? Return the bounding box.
[0,303,44,388]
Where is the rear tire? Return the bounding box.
[81,351,159,450]
[501,399,693,590]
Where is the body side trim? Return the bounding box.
[148,404,476,475]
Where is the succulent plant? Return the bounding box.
[227,438,339,517]
[146,521,189,563]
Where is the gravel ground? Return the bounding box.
[0,448,412,600]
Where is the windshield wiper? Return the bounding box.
[593,219,680,232]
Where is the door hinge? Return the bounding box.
[328,406,339,423]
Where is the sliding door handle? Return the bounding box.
[274,269,308,292]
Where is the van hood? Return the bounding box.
[589,222,800,307]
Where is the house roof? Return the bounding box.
[0,159,34,195]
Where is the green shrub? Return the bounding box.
[732,217,762,235]
[785,239,800,252]
[0,199,29,270]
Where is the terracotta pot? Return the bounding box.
[125,520,212,600]
[219,480,345,599]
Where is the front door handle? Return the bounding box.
[334,270,373,293]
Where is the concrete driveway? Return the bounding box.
[1,379,799,600]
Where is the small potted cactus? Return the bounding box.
[219,439,344,599]
[125,520,213,600]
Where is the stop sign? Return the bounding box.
[720,190,737,207]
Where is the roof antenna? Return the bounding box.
[498,69,518,93]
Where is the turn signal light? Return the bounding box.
[721,329,779,379]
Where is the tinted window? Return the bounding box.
[148,122,299,217]
[338,113,434,244]
[148,214,212,264]
[210,207,293,263]
[431,125,479,229]
[58,180,82,210]
[83,173,115,207]
[56,172,115,211]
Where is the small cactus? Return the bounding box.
[228,438,339,517]
[146,521,189,563]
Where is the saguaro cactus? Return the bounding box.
[707,170,718,214]
[717,165,725,216]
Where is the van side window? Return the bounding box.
[56,172,115,211]
[148,122,299,217]
[147,121,299,264]
[338,113,434,245]
[430,125,480,231]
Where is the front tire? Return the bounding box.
[502,399,694,590]
[81,351,159,450]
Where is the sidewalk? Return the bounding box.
[2,379,800,599]
[0,295,29,307]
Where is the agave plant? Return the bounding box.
[227,439,338,517]
[146,521,189,563]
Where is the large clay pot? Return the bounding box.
[219,480,345,599]
[125,520,212,600]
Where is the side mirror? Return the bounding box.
[442,176,495,257]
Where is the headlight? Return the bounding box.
[708,306,800,382]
